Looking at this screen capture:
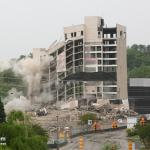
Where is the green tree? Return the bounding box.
[80,113,97,125]
[127,45,150,78]
[135,121,150,149]
[102,142,119,150]
[129,66,150,78]
[0,98,6,123]
[0,111,48,150]
[7,110,26,124]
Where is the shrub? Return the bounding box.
[102,142,119,150]
[126,128,137,137]
[135,123,150,149]
[0,111,48,150]
[80,113,97,125]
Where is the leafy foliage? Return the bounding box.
[129,66,150,78]
[0,111,48,150]
[0,98,6,123]
[80,113,97,125]
[135,121,150,149]
[127,44,150,78]
[126,128,137,137]
[7,110,25,124]
[102,142,119,150]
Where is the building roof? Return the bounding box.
[129,78,150,87]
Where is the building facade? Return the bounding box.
[33,16,128,108]
[128,78,150,114]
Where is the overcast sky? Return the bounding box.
[0,0,149,59]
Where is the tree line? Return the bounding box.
[127,44,150,78]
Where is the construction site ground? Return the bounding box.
[31,108,127,140]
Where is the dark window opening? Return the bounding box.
[98,67,102,71]
[91,53,96,58]
[75,60,83,66]
[66,42,73,49]
[58,47,64,55]
[91,46,96,51]
[81,31,83,36]
[98,60,101,64]
[101,19,104,26]
[110,34,113,38]
[65,34,67,40]
[66,48,73,56]
[110,99,123,104]
[75,39,83,46]
[120,31,123,36]
[109,60,116,64]
[75,46,83,53]
[66,56,73,63]
[103,47,116,52]
[71,33,73,38]
[97,87,101,92]
[75,53,83,59]
[97,53,101,58]
[97,46,101,51]
[66,62,73,68]
[74,32,76,37]
[75,66,83,72]
[103,60,116,65]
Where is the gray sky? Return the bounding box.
[0,0,150,59]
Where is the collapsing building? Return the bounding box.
[33,16,128,109]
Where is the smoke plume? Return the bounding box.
[1,55,53,112]
[4,88,31,113]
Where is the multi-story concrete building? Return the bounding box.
[33,16,128,108]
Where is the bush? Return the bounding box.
[0,111,48,150]
[0,98,6,123]
[7,110,25,124]
[80,113,97,125]
[102,142,119,150]
[135,122,150,149]
[126,128,137,137]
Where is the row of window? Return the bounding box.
[97,87,117,92]
[85,46,101,52]
[85,53,116,59]
[103,33,117,38]
[84,66,116,72]
[65,31,84,40]
[103,40,117,45]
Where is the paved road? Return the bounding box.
[60,129,128,150]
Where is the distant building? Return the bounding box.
[128,78,150,114]
[33,16,128,108]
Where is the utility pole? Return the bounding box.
[56,115,59,150]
